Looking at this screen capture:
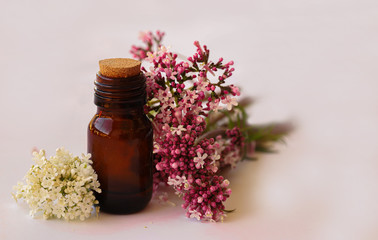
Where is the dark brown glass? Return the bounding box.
[88,73,153,214]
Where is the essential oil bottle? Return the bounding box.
[88,58,153,214]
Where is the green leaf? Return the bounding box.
[223,209,236,213]
[243,156,258,161]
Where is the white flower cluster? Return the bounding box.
[12,147,101,221]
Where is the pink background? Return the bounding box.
[1,0,377,239]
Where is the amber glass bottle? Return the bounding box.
[88,58,153,214]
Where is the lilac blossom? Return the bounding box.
[131,31,246,222]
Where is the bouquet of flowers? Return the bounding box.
[130,31,291,222]
[13,31,290,222]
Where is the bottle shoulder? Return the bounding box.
[88,113,152,137]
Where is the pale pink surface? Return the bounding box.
[1,0,377,239]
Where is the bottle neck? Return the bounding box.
[94,73,147,109]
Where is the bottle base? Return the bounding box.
[95,189,152,214]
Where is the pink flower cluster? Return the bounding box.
[131,31,244,222]
[130,30,165,60]
[215,127,245,169]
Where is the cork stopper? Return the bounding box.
[99,58,141,78]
